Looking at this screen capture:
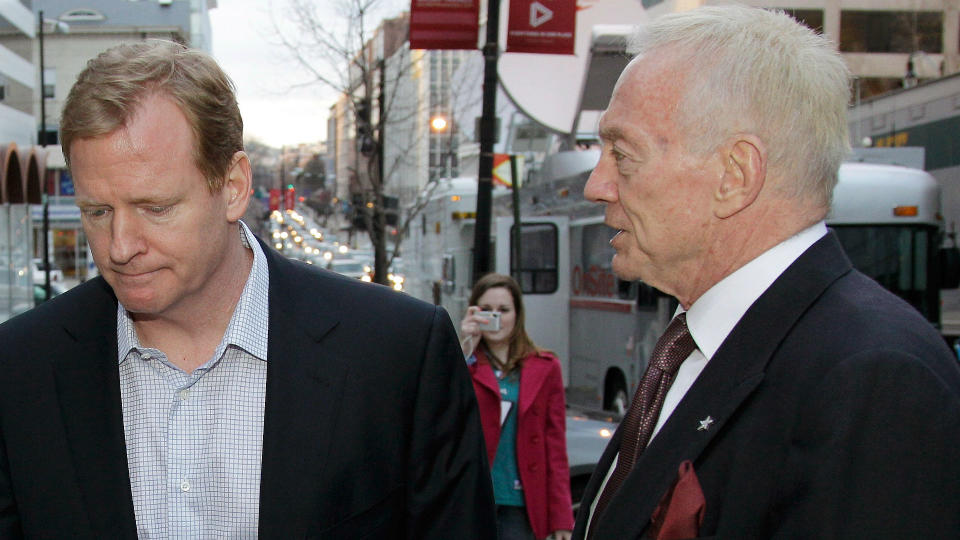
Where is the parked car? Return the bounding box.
[31,258,63,283]
[327,258,372,281]
[34,281,69,306]
[565,409,617,514]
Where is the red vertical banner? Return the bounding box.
[410,0,480,50]
[506,0,576,55]
[284,187,295,210]
[269,189,281,211]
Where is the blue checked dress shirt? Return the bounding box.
[117,221,269,539]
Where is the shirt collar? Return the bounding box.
[683,221,827,360]
[117,220,270,363]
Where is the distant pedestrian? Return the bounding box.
[576,5,960,539]
[462,273,574,540]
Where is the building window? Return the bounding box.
[840,11,943,53]
[783,9,823,33]
[42,68,56,99]
[60,9,106,22]
[856,77,906,100]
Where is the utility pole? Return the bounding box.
[374,58,387,285]
[38,10,51,301]
[510,154,522,283]
[472,0,501,285]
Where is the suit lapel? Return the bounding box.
[258,246,347,532]
[588,233,853,538]
[52,279,138,536]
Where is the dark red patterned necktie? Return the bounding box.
[588,313,696,539]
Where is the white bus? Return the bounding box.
[405,153,958,414]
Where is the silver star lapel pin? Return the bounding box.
[697,416,715,431]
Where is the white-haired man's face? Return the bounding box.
[584,55,722,298]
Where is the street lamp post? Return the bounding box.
[37,10,68,301]
[430,114,454,180]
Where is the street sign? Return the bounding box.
[506,0,576,54]
[492,154,524,187]
[410,0,481,50]
[269,188,281,211]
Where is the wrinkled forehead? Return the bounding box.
[600,54,686,133]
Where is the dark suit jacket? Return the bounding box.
[0,241,496,539]
[575,232,960,539]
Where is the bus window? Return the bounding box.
[578,223,647,303]
[833,225,938,323]
[510,223,559,294]
[635,282,659,310]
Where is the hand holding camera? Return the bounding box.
[460,307,502,358]
[473,310,501,332]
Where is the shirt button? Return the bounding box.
[178,389,190,400]
[141,352,152,360]
[180,480,191,492]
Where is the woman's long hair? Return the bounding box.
[468,273,542,374]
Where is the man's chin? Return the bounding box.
[611,254,643,282]
[112,289,165,316]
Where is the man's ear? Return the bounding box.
[223,151,253,222]
[714,134,766,219]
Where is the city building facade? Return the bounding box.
[643,0,960,99]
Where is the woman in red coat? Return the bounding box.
[461,273,574,540]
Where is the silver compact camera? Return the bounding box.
[474,310,501,331]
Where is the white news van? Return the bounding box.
[405,151,958,414]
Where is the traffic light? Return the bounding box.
[355,98,375,157]
[350,193,398,230]
[383,195,398,227]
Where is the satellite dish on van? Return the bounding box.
[496,0,647,135]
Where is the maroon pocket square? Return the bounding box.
[648,460,705,540]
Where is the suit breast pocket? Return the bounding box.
[307,487,403,539]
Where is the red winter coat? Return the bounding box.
[469,349,575,540]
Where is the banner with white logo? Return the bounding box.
[506,0,576,54]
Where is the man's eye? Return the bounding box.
[147,206,170,215]
[83,208,108,218]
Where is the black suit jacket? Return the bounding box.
[0,241,496,539]
[575,232,960,539]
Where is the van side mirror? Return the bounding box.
[441,254,456,295]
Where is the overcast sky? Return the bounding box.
[209,1,335,148]
[209,0,405,149]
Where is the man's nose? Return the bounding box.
[110,211,146,264]
[584,161,617,204]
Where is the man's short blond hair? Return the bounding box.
[61,40,243,192]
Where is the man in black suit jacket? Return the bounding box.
[575,6,960,539]
[0,40,496,538]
